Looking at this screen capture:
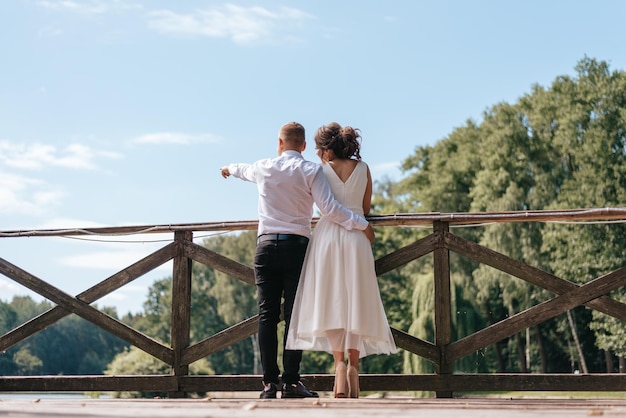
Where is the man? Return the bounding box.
[220,122,374,399]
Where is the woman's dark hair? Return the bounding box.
[314,122,362,160]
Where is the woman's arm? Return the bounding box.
[362,164,372,216]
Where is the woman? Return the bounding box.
[286,122,397,398]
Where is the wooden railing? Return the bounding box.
[2,208,626,397]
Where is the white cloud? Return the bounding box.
[22,222,176,259]
[147,4,313,44]
[36,218,107,230]
[131,132,221,145]
[370,161,402,180]
[36,2,312,44]
[0,140,121,170]
[0,277,21,293]
[0,140,123,215]
[60,248,172,272]
[37,0,142,15]
[97,284,150,314]
[53,144,97,169]
[0,171,65,215]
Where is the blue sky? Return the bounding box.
[1,0,626,315]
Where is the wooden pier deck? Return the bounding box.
[1,396,626,418]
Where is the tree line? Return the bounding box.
[373,56,626,375]
[1,56,625,386]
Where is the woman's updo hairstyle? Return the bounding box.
[314,122,362,160]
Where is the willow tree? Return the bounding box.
[379,122,488,375]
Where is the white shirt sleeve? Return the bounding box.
[228,162,257,183]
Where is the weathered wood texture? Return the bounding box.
[171,231,193,398]
[2,373,626,393]
[2,207,625,237]
[0,243,176,352]
[4,398,626,418]
[1,208,626,397]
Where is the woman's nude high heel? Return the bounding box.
[333,362,347,398]
[347,365,359,398]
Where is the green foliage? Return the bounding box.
[375,56,626,375]
[12,347,43,374]
[200,231,259,374]
[118,231,260,377]
[0,301,17,333]
[0,296,129,376]
[592,298,626,358]
[105,346,213,398]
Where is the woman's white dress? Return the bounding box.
[286,161,397,357]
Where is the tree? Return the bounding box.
[0,296,128,376]
[105,346,213,398]
[376,57,626,376]
[0,301,19,374]
[539,57,626,369]
[119,231,259,377]
[379,122,488,375]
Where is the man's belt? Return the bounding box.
[257,233,309,245]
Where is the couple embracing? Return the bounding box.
[220,122,396,399]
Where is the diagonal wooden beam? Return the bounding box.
[375,233,437,276]
[182,241,255,286]
[0,256,174,365]
[0,243,177,352]
[183,301,289,366]
[445,232,626,322]
[182,315,258,365]
[447,265,626,363]
[391,327,439,364]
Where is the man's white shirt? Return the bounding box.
[228,150,368,238]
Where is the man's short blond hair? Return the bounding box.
[280,122,305,146]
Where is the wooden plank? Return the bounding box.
[183,241,255,286]
[447,266,626,363]
[5,398,626,418]
[182,316,258,365]
[0,375,178,392]
[3,373,626,393]
[433,222,452,398]
[0,256,174,365]
[2,207,626,237]
[0,243,176,352]
[171,232,193,397]
[0,221,259,237]
[445,232,626,321]
[391,328,439,364]
[374,233,436,276]
[358,373,626,392]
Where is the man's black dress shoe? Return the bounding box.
[281,381,319,398]
[259,382,278,399]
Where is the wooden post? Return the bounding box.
[170,231,193,398]
[433,221,452,398]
